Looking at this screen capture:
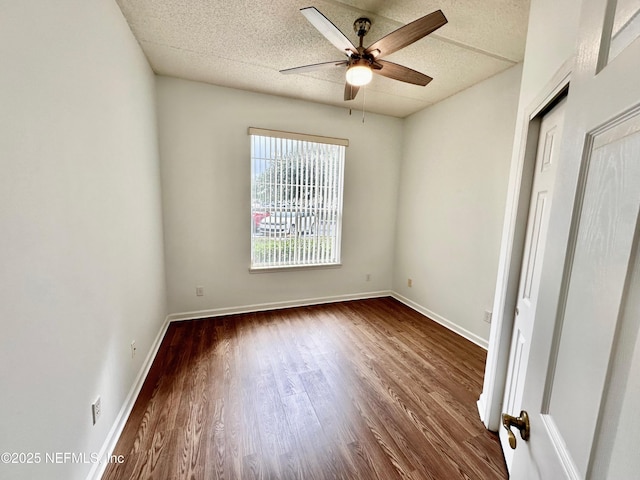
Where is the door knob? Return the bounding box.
[501,410,530,449]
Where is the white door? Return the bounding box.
[499,98,566,470]
[505,0,640,478]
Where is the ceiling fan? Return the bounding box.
[281,7,448,101]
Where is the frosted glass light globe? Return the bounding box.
[346,64,372,86]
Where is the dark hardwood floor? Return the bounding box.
[102,297,507,480]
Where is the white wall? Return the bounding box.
[0,2,167,479]
[393,65,522,346]
[519,0,582,108]
[156,77,402,316]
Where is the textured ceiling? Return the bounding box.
[116,0,530,118]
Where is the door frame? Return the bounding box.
[477,60,573,432]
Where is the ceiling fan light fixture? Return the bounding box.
[346,64,372,86]
[284,7,448,100]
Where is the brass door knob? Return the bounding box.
[501,410,530,449]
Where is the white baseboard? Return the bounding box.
[168,291,488,348]
[86,315,170,480]
[391,292,489,350]
[167,290,393,322]
[477,392,489,426]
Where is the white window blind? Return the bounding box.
[249,128,347,270]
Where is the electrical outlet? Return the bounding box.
[131,340,137,358]
[196,286,204,296]
[365,273,371,282]
[92,396,101,425]
[484,311,493,324]
[407,278,413,288]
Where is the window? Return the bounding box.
[249,128,347,270]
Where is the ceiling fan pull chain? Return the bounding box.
[362,86,366,123]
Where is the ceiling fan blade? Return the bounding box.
[301,7,357,55]
[365,10,447,59]
[280,60,348,75]
[344,82,360,101]
[374,60,432,86]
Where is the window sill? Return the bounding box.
[249,263,342,273]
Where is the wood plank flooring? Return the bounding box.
[102,297,507,480]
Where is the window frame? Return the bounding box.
[248,127,348,272]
